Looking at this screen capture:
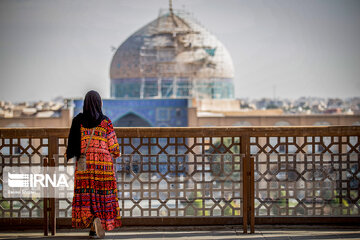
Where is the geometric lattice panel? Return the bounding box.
[116,154,242,217]
[251,136,360,216]
[57,136,243,218]
[1,129,359,222]
[0,137,48,218]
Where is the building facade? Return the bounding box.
[73,99,188,127]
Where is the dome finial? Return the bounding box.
[169,0,174,16]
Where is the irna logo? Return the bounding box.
[8,172,69,188]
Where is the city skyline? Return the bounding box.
[0,0,359,102]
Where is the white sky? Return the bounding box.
[0,0,359,102]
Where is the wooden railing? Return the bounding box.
[0,126,360,235]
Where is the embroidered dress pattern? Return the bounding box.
[72,118,121,230]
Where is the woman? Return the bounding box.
[65,90,121,239]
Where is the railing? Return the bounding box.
[0,126,359,235]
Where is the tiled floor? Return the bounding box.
[0,226,360,239]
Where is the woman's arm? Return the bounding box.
[65,115,81,161]
[106,118,120,158]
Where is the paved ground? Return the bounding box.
[0,226,360,239]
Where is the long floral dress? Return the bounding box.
[72,117,121,231]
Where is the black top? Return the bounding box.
[65,90,106,161]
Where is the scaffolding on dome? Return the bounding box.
[110,5,234,99]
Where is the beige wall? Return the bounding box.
[0,109,71,128]
[188,108,360,126]
[1,107,359,128]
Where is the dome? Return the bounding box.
[110,10,235,99]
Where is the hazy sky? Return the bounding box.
[0,0,359,102]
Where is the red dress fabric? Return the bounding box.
[72,118,121,231]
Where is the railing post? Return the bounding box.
[43,158,49,236]
[250,157,255,233]
[48,136,57,235]
[241,134,255,234]
[242,150,248,233]
[49,158,56,236]
[241,134,251,233]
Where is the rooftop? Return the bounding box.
[0,100,64,118]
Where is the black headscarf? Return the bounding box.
[82,90,105,128]
[65,90,106,161]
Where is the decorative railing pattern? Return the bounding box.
[0,126,359,235]
[250,135,360,217]
[114,154,242,218]
[56,135,244,219]
[0,137,48,218]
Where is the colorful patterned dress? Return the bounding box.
[72,117,121,231]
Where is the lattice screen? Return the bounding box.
[0,137,47,218]
[1,130,358,220]
[56,136,243,218]
[251,136,360,216]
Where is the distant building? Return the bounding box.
[0,100,71,128]
[110,9,234,100]
[81,7,235,127]
[188,99,360,127]
[73,99,188,127]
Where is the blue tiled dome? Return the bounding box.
[110,10,234,99]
